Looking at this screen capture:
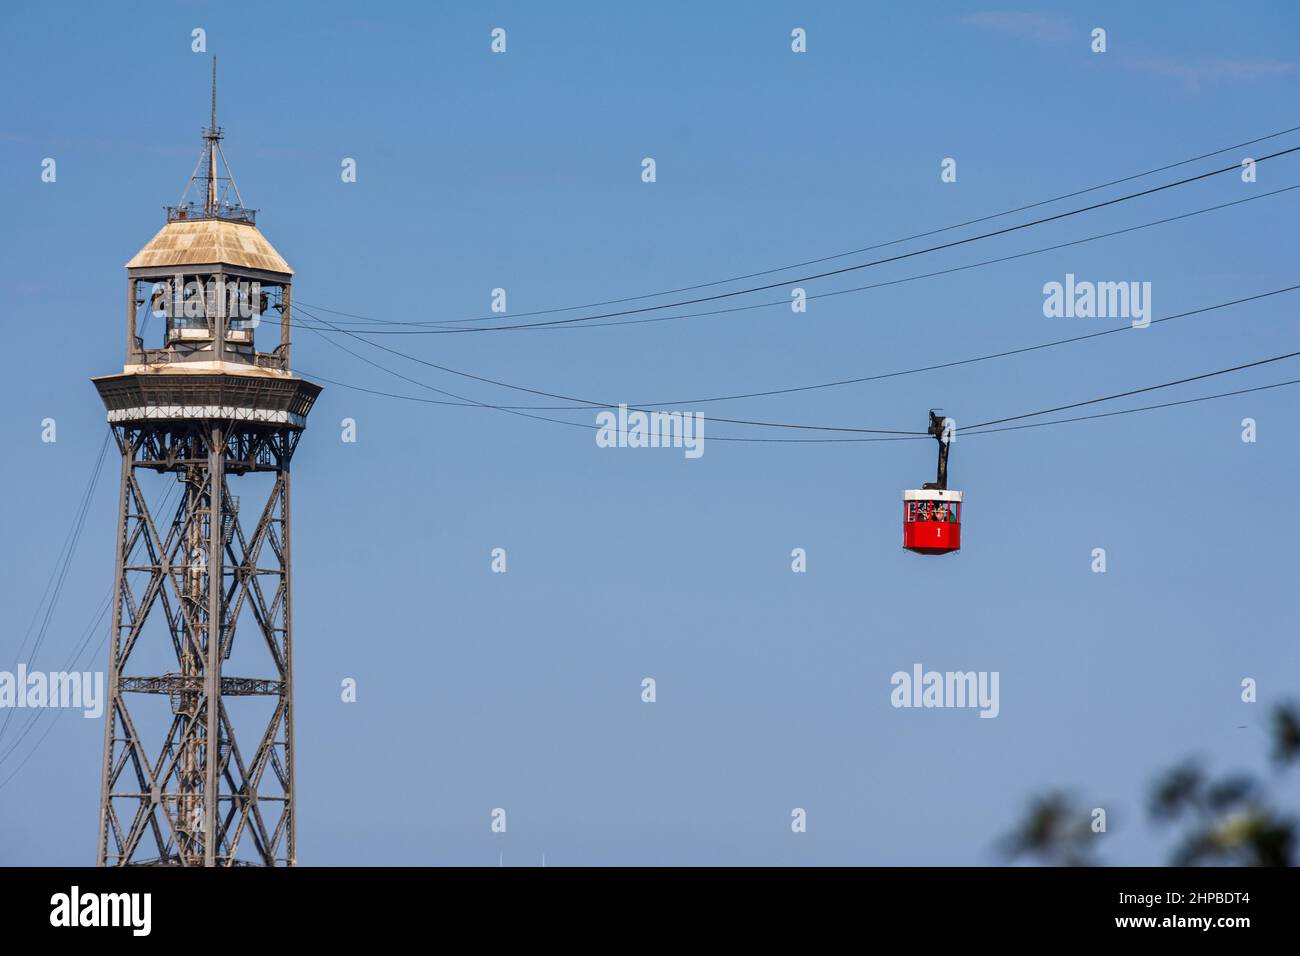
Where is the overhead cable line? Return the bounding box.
[289,185,1300,337]
[959,377,1300,437]
[962,351,1300,430]
[0,476,183,781]
[306,283,1300,410]
[296,304,1300,437]
[294,122,1300,327]
[296,309,921,434]
[296,360,1300,445]
[0,594,111,772]
[289,181,1300,335]
[294,144,1300,333]
[0,433,110,749]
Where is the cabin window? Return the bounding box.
[906,501,959,522]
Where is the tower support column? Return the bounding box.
[93,416,314,866]
[203,424,224,866]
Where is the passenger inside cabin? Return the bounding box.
[909,501,958,522]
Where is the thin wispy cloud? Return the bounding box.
[1125,55,1300,91]
[955,10,1300,90]
[953,10,1073,45]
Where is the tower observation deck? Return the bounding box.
[93,59,320,866]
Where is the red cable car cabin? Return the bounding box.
[901,410,963,555]
[902,488,962,555]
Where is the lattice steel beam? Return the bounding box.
[95,411,312,867]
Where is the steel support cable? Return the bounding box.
[296,305,925,435]
[303,283,1300,411]
[284,182,1300,335]
[291,146,1300,333]
[293,123,1300,327]
[0,596,111,774]
[296,303,1300,437]
[0,433,110,749]
[23,434,111,666]
[296,322,699,437]
[0,480,181,780]
[962,352,1300,430]
[958,377,1300,437]
[295,357,1300,444]
[296,321,919,443]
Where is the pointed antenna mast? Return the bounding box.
[205,56,218,215]
[169,58,254,224]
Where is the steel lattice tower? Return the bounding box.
[94,62,320,866]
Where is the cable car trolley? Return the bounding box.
[902,411,962,555]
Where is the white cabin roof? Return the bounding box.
[902,488,963,502]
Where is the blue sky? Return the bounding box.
[1,1,1298,865]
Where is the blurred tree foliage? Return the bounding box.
[1000,703,1299,866]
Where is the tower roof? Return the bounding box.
[128,56,290,276]
[125,218,293,275]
